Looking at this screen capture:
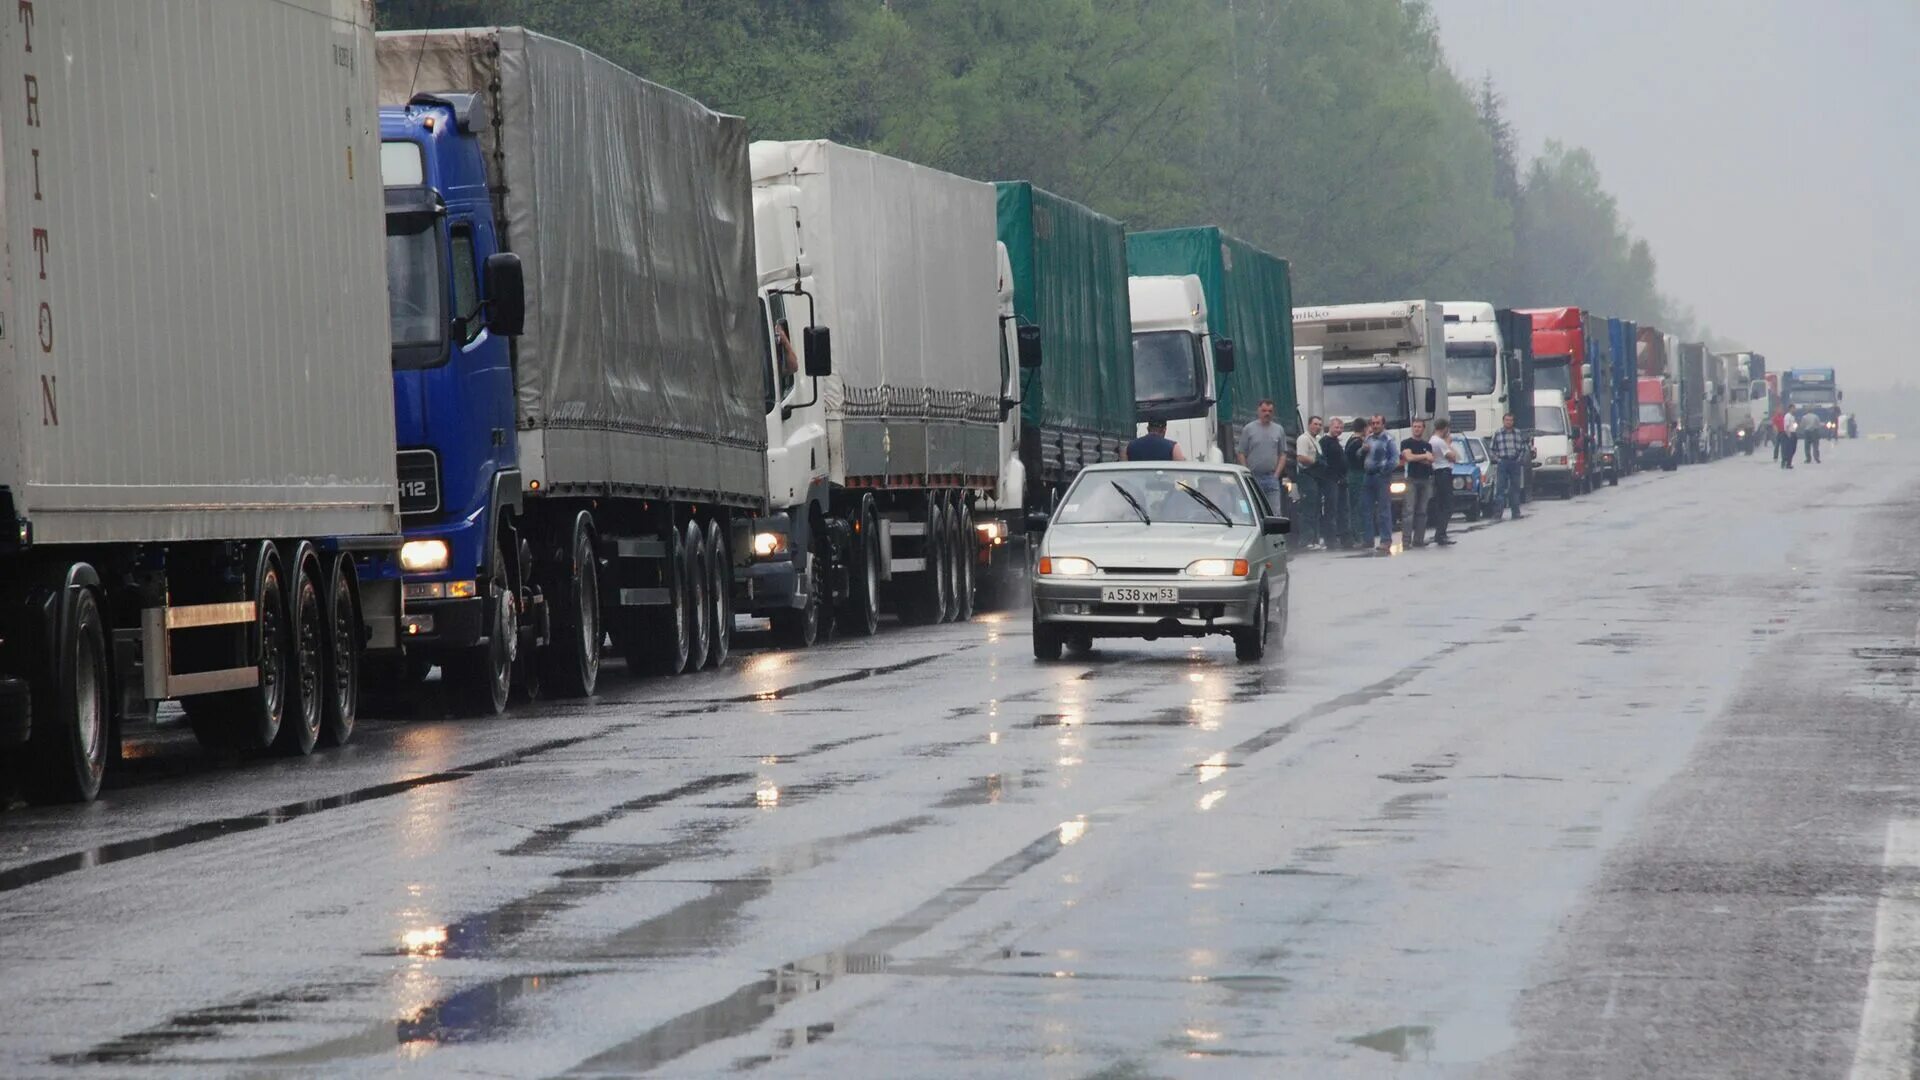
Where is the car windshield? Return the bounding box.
[1055,470,1258,526]
[1535,406,1568,435]
[1637,403,1666,424]
[1446,341,1498,395]
[1324,372,1409,430]
[1533,357,1572,395]
[1461,438,1485,464]
[1133,331,1203,404]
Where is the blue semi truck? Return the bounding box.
[369,28,776,713]
[1783,367,1843,437]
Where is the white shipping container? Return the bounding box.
[752,140,1003,486]
[0,0,397,546]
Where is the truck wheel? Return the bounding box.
[540,512,602,698]
[318,555,359,748]
[22,577,110,804]
[839,498,880,637]
[772,526,824,649]
[936,502,957,623]
[704,519,732,668]
[953,501,975,622]
[684,522,711,673]
[188,543,291,751]
[273,546,325,757]
[641,527,693,672]
[446,542,514,716]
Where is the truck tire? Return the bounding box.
[684,522,711,673]
[839,497,880,638]
[899,500,945,627]
[445,541,515,716]
[318,555,359,748]
[935,501,957,624]
[540,512,602,698]
[953,501,975,622]
[187,543,291,751]
[21,576,110,804]
[704,519,732,668]
[273,545,325,757]
[634,525,693,673]
[771,526,825,649]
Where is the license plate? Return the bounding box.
[1102,586,1177,604]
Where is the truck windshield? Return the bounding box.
[1056,469,1257,526]
[1445,341,1498,394]
[1532,356,1572,395]
[1535,406,1568,435]
[387,217,446,368]
[1133,331,1204,405]
[1324,371,1410,430]
[1637,403,1666,424]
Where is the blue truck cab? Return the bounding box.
[376,94,533,695]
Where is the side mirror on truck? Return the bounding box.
[1425,386,1438,413]
[803,326,832,378]
[1214,337,1236,374]
[483,253,526,337]
[1017,324,1043,369]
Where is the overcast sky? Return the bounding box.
[1426,0,1918,390]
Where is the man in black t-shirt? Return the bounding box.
[1399,419,1436,549]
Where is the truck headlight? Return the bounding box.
[400,539,449,573]
[1039,556,1096,576]
[1185,558,1248,577]
[1389,480,1408,495]
[752,531,788,558]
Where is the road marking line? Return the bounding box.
[1849,817,1920,1079]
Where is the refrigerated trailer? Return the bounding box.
[0,0,403,802]
[373,28,767,713]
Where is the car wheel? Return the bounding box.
[1233,583,1268,663]
[1031,607,1062,662]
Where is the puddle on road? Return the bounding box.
[1345,1024,1436,1061]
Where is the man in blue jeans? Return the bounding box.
[1487,411,1528,520]
[1362,415,1398,554]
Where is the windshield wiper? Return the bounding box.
[1110,481,1151,525]
[1175,481,1233,525]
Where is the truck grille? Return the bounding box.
[397,449,441,516]
[1449,409,1478,432]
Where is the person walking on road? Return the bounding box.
[1771,406,1786,461]
[1320,417,1350,550]
[1294,416,1325,549]
[1363,415,1398,554]
[1800,408,1822,464]
[1236,399,1287,511]
[1344,417,1370,548]
[1488,412,1527,520]
[1779,407,1797,470]
[1429,418,1460,546]
[1123,419,1185,462]
[1399,419,1436,548]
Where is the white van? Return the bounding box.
[1532,388,1578,498]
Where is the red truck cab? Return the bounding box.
[1519,308,1593,492]
[1634,375,1677,470]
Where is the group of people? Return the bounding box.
[1771,405,1834,469]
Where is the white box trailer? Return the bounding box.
[0,0,401,802]
[745,140,1014,640]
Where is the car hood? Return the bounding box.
[1043,523,1260,568]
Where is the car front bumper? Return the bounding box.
[1031,575,1266,636]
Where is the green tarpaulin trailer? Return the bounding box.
[1126,227,1296,454]
[995,182,1135,503]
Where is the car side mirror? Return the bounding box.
[803,326,832,377]
[1025,510,1050,533]
[1263,515,1291,535]
[483,252,525,337]
[1017,324,1043,369]
[1214,337,1235,374]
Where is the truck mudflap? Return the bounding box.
[0,673,27,746]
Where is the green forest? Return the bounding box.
[377,0,1699,335]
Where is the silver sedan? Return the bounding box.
[1029,462,1291,662]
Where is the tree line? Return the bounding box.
[378,0,1702,336]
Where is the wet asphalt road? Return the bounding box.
[1,441,1914,1078]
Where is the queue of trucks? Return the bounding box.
[0,6,1837,805]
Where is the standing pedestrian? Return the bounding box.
[1344,417,1370,549]
[1429,418,1460,546]
[1771,406,1786,461]
[1779,407,1797,470]
[1236,399,1288,512]
[1488,412,1527,520]
[1123,419,1186,462]
[1294,416,1325,549]
[1399,420,1436,548]
[1800,408,1822,463]
[1363,415,1398,554]
[1320,417,1350,549]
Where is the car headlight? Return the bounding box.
[752,531,788,558]
[400,539,450,573]
[1039,556,1096,576]
[1452,476,1467,490]
[1185,558,1249,577]
[1389,480,1407,495]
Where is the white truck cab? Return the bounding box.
[1294,345,1325,431]
[1441,301,1507,437]
[1129,274,1226,462]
